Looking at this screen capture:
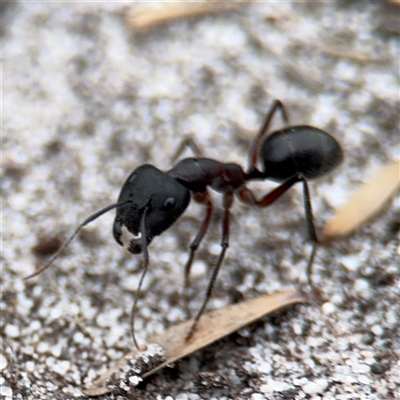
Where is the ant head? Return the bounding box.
[113,164,191,254]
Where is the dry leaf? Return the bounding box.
[322,159,400,240]
[83,289,306,396]
[126,3,237,32]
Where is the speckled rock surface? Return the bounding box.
[2,2,399,400]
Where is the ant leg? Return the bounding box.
[186,193,233,340]
[238,176,320,289]
[301,179,319,289]
[170,136,203,164]
[237,175,300,207]
[184,191,214,289]
[248,99,290,172]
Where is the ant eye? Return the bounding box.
[163,197,176,210]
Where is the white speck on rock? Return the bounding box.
[358,374,372,385]
[190,260,208,278]
[340,255,361,271]
[353,278,370,293]
[119,380,130,391]
[128,375,143,386]
[5,324,20,338]
[46,356,56,368]
[53,360,71,376]
[96,312,112,327]
[26,320,41,333]
[209,243,221,255]
[306,336,323,348]
[371,324,384,336]
[0,386,12,397]
[361,350,374,360]
[386,310,397,325]
[258,361,272,374]
[302,378,328,395]
[0,354,8,370]
[50,343,63,358]
[293,377,309,386]
[352,362,370,374]
[251,394,265,400]
[72,388,82,397]
[26,361,35,373]
[260,379,292,393]
[292,323,303,335]
[37,341,50,354]
[322,301,336,314]
[73,331,87,344]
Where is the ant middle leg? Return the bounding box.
[248,99,290,172]
[170,136,203,164]
[186,192,233,340]
[184,190,214,289]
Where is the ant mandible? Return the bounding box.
[26,99,343,349]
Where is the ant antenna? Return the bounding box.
[24,200,132,281]
[130,206,149,350]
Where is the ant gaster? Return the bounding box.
[26,99,343,349]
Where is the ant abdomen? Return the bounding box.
[260,126,343,181]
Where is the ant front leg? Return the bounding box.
[184,190,214,289]
[238,175,319,288]
[186,192,233,341]
[248,100,290,172]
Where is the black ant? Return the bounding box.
[25,99,343,349]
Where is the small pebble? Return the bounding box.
[322,302,336,314]
[358,374,372,385]
[0,386,12,397]
[302,379,328,395]
[371,325,384,336]
[129,375,142,386]
[26,361,35,373]
[0,354,8,370]
[341,255,360,271]
[5,324,19,338]
[36,342,50,354]
[353,279,370,293]
[53,360,71,376]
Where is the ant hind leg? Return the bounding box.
[238,177,321,294]
[247,99,290,172]
[300,179,325,301]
